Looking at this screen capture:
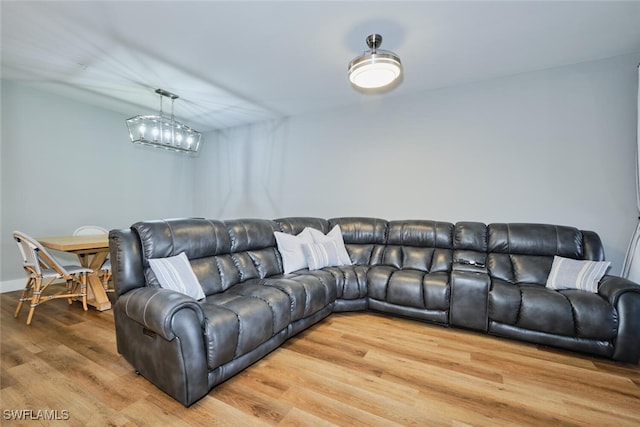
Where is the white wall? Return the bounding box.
[1,81,197,290]
[194,120,285,218]
[3,52,637,291]
[195,53,640,274]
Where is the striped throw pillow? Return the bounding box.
[545,256,610,293]
[148,252,205,300]
[301,241,342,270]
[306,225,352,266]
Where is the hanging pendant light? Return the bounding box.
[348,34,402,89]
[126,89,202,154]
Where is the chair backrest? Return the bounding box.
[13,231,69,277]
[73,225,108,236]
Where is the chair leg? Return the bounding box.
[14,277,34,318]
[25,277,43,326]
[80,274,88,312]
[102,270,113,292]
[67,275,88,311]
[66,279,74,304]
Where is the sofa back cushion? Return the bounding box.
[224,219,282,282]
[487,223,591,286]
[275,217,329,235]
[329,217,388,265]
[132,218,282,296]
[383,220,454,272]
[134,218,229,295]
[134,218,231,260]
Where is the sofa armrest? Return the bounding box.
[598,275,640,306]
[450,269,490,331]
[114,287,209,406]
[118,287,205,341]
[598,275,640,363]
[109,228,146,297]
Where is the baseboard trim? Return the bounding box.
[1,278,26,293]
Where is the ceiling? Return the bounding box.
[2,1,640,132]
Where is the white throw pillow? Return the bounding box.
[302,241,342,270]
[306,225,352,265]
[148,252,206,300]
[274,228,314,274]
[545,256,610,293]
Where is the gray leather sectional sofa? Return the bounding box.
[109,217,640,406]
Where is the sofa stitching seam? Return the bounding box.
[213,256,224,292]
[421,270,428,309]
[249,293,278,336]
[559,291,578,336]
[514,285,523,326]
[232,309,242,357]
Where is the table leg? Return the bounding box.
[78,252,111,311]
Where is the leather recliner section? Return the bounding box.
[109,216,640,407]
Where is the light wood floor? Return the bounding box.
[1,287,639,426]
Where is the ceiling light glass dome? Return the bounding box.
[348,34,402,89]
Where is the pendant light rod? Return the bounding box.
[366,34,383,51]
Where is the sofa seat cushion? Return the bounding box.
[367,266,450,310]
[262,271,337,321]
[489,281,617,340]
[200,283,291,370]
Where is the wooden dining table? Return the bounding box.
[38,234,111,311]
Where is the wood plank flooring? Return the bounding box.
[1,288,639,426]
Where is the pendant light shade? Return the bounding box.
[348,34,402,89]
[126,89,202,154]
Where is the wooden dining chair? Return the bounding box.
[13,231,91,325]
[73,225,112,291]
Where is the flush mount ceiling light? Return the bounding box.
[126,89,202,154]
[348,34,402,89]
